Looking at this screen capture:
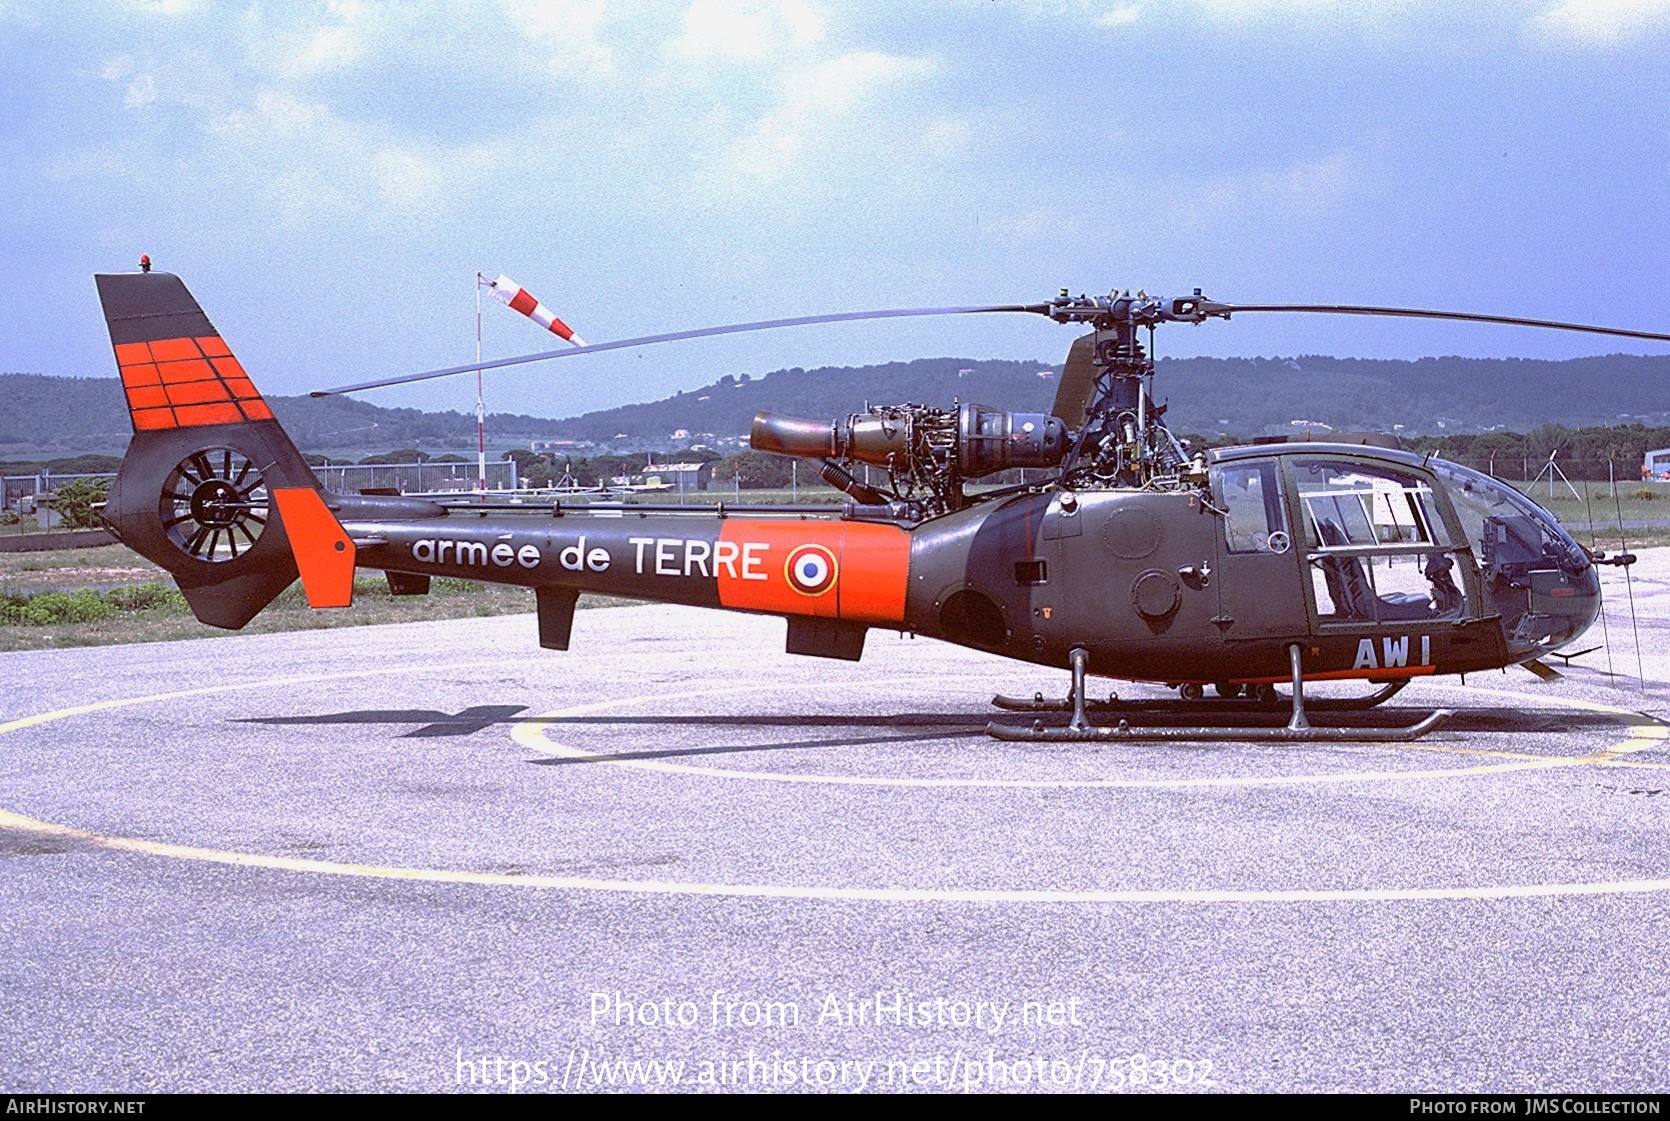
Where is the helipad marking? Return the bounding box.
[512,683,1670,788]
[2,666,1668,903]
[10,803,1670,903]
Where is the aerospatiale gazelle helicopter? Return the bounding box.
[92,266,1670,743]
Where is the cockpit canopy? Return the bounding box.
[1211,443,1599,660]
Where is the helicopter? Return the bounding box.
[91,268,1669,743]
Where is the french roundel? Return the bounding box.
[785,543,838,597]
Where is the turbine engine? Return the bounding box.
[751,403,1070,514]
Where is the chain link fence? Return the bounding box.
[2,461,521,516]
[1426,454,1659,491]
[309,461,518,495]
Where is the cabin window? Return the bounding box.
[1214,459,1288,554]
[1294,460,1450,550]
[1308,550,1465,624]
[1294,459,1465,625]
[1426,459,1587,575]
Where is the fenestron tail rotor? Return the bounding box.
[160,446,269,563]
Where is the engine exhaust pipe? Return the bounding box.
[751,412,837,458]
[751,411,913,468]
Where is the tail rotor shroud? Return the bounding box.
[160,447,270,563]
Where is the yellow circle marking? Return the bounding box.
[1,666,1667,903]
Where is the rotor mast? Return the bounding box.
[1045,289,1226,486]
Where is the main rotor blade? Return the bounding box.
[313,303,1044,396]
[1221,304,1670,344]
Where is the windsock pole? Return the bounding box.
[475,273,487,494]
[481,274,586,494]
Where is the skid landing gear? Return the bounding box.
[1175,678,1409,711]
[985,645,1448,743]
[992,646,1118,718]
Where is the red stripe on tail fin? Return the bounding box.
[96,272,276,433]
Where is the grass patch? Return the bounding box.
[0,572,634,652]
[0,586,135,626]
[0,544,167,591]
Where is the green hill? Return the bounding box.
[0,375,572,457]
[6,351,1670,458]
[546,353,1670,442]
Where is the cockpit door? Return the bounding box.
[1287,456,1473,635]
[1211,458,1308,641]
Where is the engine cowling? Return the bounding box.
[955,403,1069,477]
[751,404,1069,480]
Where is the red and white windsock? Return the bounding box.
[488,274,586,347]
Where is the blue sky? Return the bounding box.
[3,0,1668,417]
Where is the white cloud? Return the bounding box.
[99,55,136,82]
[1184,150,1360,226]
[114,0,196,13]
[724,50,935,183]
[1021,0,1494,36]
[99,55,159,110]
[283,0,365,76]
[1528,0,1670,45]
[1097,5,1142,25]
[919,116,972,160]
[668,0,824,62]
[1187,0,1351,15]
[497,0,617,77]
[204,88,489,226]
[123,72,159,109]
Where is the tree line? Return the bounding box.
[13,423,1670,493]
[1380,423,1670,481]
[361,425,1670,490]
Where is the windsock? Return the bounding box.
[488,274,586,347]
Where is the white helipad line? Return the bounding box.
[512,682,1666,789]
[9,804,1670,903]
[2,663,1668,904]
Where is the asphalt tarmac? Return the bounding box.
[2,552,1669,1094]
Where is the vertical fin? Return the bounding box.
[96,269,332,629]
[97,272,277,433]
[271,489,356,608]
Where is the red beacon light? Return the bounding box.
[139,255,151,273]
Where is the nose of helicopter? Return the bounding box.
[1506,504,1603,663]
[1431,457,1605,665]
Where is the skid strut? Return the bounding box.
[991,691,1120,713]
[1287,642,1310,733]
[985,644,1448,743]
[992,648,1116,721]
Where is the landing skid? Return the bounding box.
[986,712,1449,743]
[992,679,1410,713]
[991,692,1121,713]
[985,647,1447,744]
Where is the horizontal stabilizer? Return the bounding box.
[272,488,356,608]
